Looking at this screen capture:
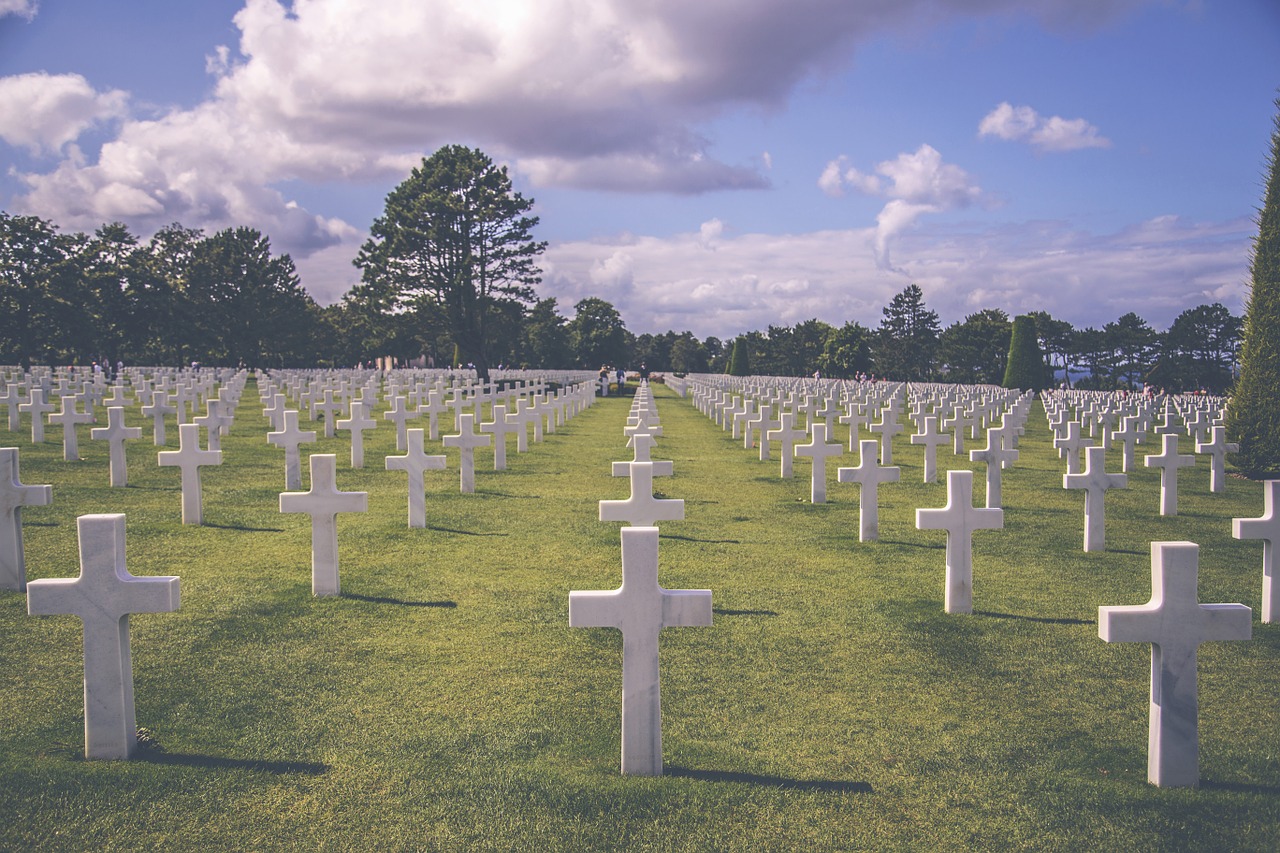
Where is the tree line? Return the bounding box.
[0,144,1243,393]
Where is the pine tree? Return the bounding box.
[1228,97,1280,478]
[1002,314,1045,392]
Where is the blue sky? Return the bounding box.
[1,0,1278,339]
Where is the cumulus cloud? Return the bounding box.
[0,0,37,21]
[979,102,1111,152]
[0,72,128,154]
[538,214,1250,339]
[3,0,1149,272]
[820,145,981,269]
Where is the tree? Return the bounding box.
[1026,310,1075,387]
[355,145,545,379]
[727,336,750,376]
[185,226,317,367]
[875,284,941,381]
[1002,314,1045,391]
[1228,96,1280,477]
[817,321,872,379]
[1147,303,1242,393]
[0,212,86,367]
[518,298,572,368]
[938,309,1010,385]
[669,332,710,374]
[1104,312,1157,390]
[568,297,629,369]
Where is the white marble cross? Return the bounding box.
[1234,480,1280,623]
[0,447,52,591]
[569,526,712,775]
[910,415,951,484]
[385,428,447,528]
[1195,425,1238,494]
[600,461,683,526]
[336,401,377,469]
[0,383,19,431]
[767,411,806,479]
[839,401,868,451]
[1144,433,1195,517]
[383,395,419,452]
[969,426,1019,509]
[1098,541,1251,787]
[19,388,54,443]
[26,514,180,759]
[1063,445,1127,552]
[279,454,368,596]
[869,410,904,465]
[418,389,448,440]
[613,433,673,478]
[916,469,1003,614]
[1053,420,1091,475]
[140,392,176,446]
[49,395,93,461]
[91,406,143,487]
[443,413,491,494]
[267,409,318,490]
[480,403,519,470]
[794,422,842,504]
[837,439,900,541]
[315,389,342,438]
[157,423,222,524]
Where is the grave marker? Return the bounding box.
[569,526,712,775]
[157,423,222,525]
[0,447,52,591]
[916,469,1003,614]
[279,454,368,596]
[26,514,180,760]
[385,428,447,528]
[1233,480,1280,623]
[1063,445,1127,552]
[837,439,900,541]
[1098,541,1251,787]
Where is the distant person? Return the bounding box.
[639,363,650,381]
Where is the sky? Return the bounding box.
[1,0,1278,341]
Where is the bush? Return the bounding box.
[1002,315,1045,392]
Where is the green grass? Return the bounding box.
[2,380,1278,851]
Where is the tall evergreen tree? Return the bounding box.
[1228,97,1280,477]
[355,145,546,379]
[874,283,941,381]
[727,336,750,376]
[1002,314,1045,392]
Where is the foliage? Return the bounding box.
[817,321,872,379]
[355,145,546,378]
[939,309,1011,385]
[517,298,573,369]
[1002,314,1045,391]
[727,335,749,375]
[1027,310,1075,387]
[567,297,630,369]
[1146,303,1242,394]
[1228,96,1280,478]
[875,284,941,381]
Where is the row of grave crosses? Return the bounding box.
[570,381,712,777]
[2,366,608,761]
[672,374,1276,787]
[4,372,1278,787]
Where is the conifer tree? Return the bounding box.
[1228,97,1280,478]
[727,336,750,376]
[1002,314,1045,391]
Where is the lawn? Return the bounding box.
[1,378,1277,851]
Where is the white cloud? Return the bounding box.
[979,102,1112,152]
[537,214,1250,339]
[0,72,127,154]
[0,0,37,21]
[820,145,981,269]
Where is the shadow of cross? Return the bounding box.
[569,526,712,776]
[1099,541,1251,788]
[26,514,180,760]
